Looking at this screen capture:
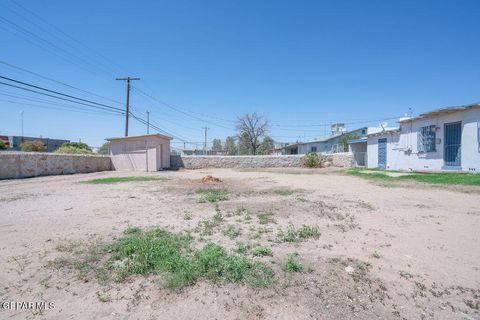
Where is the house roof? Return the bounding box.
[366,128,401,138]
[348,137,367,144]
[106,133,173,141]
[399,103,480,123]
[285,126,368,147]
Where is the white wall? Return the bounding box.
[367,107,480,172]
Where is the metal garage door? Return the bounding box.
[378,138,387,169]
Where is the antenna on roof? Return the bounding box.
[379,122,388,131]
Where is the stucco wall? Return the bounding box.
[170,153,353,169]
[0,152,112,179]
[110,136,171,171]
[367,107,480,172]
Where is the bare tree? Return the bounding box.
[236,113,268,155]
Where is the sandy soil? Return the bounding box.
[0,168,479,320]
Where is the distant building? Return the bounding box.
[350,103,480,172]
[277,124,391,155]
[0,135,69,152]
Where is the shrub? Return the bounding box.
[251,246,273,257]
[0,140,6,150]
[20,140,46,152]
[282,253,303,272]
[97,142,110,155]
[300,152,323,168]
[55,142,92,154]
[55,146,93,154]
[62,142,92,151]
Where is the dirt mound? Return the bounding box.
[201,175,222,183]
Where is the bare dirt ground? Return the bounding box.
[0,168,479,320]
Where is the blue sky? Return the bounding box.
[1,0,479,148]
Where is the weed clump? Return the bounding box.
[251,246,273,257]
[196,188,229,203]
[66,227,275,289]
[277,225,320,242]
[257,212,276,225]
[223,225,242,239]
[282,253,303,272]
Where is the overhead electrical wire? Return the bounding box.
[0,61,123,106]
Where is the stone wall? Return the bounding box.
[170,153,353,169]
[0,152,112,179]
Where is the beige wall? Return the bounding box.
[110,136,170,171]
[0,152,112,179]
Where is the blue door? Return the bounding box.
[444,122,461,168]
[378,138,387,169]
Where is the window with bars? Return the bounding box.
[311,146,317,152]
[418,125,436,152]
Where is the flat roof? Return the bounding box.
[399,103,480,123]
[348,137,367,144]
[366,128,401,137]
[106,133,173,141]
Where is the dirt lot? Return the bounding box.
[0,168,479,320]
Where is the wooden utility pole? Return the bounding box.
[146,110,150,134]
[116,77,140,136]
[203,127,210,155]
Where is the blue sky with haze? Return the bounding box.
[1,0,479,148]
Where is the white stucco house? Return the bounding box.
[354,103,480,172]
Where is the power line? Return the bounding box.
[0,61,123,105]
[0,75,123,112]
[0,80,123,114]
[0,15,112,79]
[0,90,123,116]
[10,0,123,75]
[129,111,188,142]
[132,86,235,130]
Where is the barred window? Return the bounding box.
[418,125,436,152]
[311,146,317,152]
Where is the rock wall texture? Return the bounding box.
[0,152,112,179]
[170,153,353,169]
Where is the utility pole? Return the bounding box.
[21,111,24,137]
[116,77,140,136]
[146,110,150,134]
[203,127,210,155]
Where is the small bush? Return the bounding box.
[62,142,92,151]
[97,142,110,155]
[196,188,229,203]
[0,140,6,150]
[282,253,303,272]
[20,140,46,152]
[300,152,323,168]
[277,225,320,242]
[55,146,93,154]
[55,142,92,154]
[251,246,273,257]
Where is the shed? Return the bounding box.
[106,134,172,171]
